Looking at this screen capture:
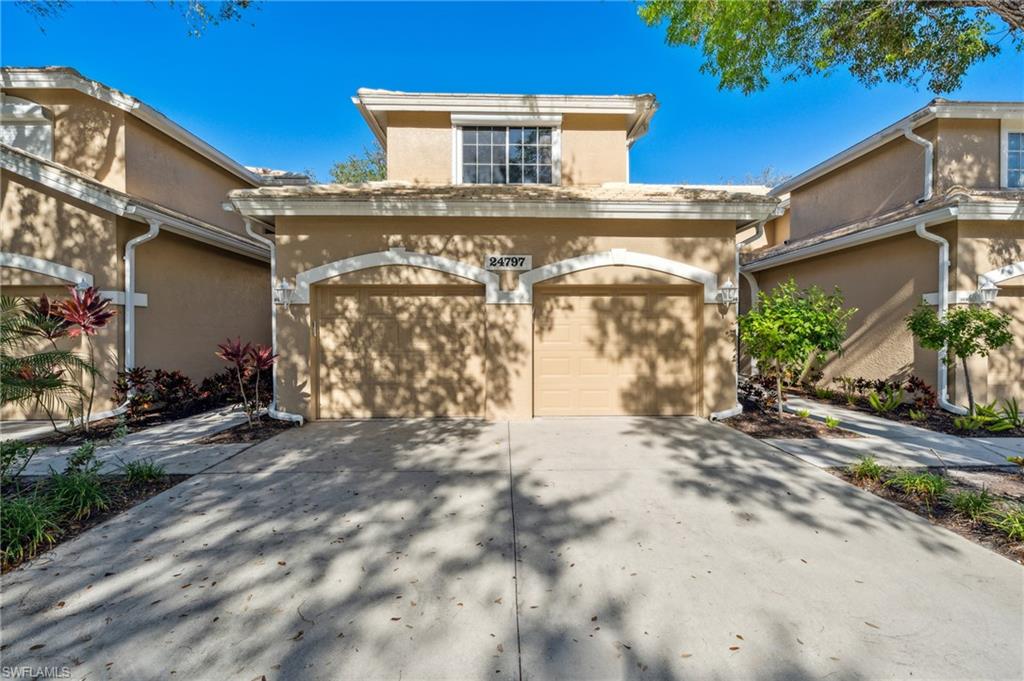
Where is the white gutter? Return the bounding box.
[123,218,161,373]
[242,217,304,425]
[710,220,767,421]
[914,223,969,415]
[901,127,934,202]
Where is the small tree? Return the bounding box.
[906,304,1012,414]
[739,279,857,417]
[330,142,386,183]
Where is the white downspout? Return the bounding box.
[914,223,968,415]
[124,218,161,373]
[243,218,304,425]
[902,126,934,203]
[711,219,767,421]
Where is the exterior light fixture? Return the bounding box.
[719,278,739,305]
[275,279,295,309]
[976,279,1000,305]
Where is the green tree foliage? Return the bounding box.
[905,304,1013,413]
[639,1,1022,94]
[738,279,857,416]
[330,142,387,184]
[17,0,255,36]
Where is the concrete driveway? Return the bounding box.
[2,418,1021,680]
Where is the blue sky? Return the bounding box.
[3,1,1022,184]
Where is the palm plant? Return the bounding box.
[0,295,96,429]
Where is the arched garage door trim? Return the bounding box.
[294,247,498,303]
[980,261,1024,287]
[0,252,93,287]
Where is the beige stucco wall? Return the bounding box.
[384,111,631,185]
[935,119,1001,192]
[750,226,954,391]
[129,227,271,381]
[5,88,127,191]
[124,117,253,235]
[787,121,935,242]
[1,174,123,419]
[953,220,1023,404]
[273,216,738,420]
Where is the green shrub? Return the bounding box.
[64,441,100,474]
[1,495,60,566]
[847,456,887,482]
[997,398,1023,429]
[908,408,928,422]
[867,386,903,414]
[814,387,834,400]
[1,440,38,483]
[796,408,810,419]
[885,471,948,506]
[119,458,165,485]
[953,414,985,431]
[48,471,108,520]
[990,506,1024,542]
[949,489,995,522]
[824,415,840,429]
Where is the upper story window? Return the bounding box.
[0,95,54,160]
[458,125,559,185]
[1002,120,1024,189]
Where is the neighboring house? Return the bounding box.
[1,66,306,421]
[741,99,1024,408]
[228,89,776,420]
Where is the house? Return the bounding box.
[227,89,777,420]
[0,66,306,422]
[740,99,1024,409]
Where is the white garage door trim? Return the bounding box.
[293,247,726,305]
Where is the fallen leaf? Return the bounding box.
[291,631,304,641]
[729,646,740,651]
[680,653,692,658]
[497,644,504,653]
[278,561,286,566]
[591,615,598,621]
[29,644,45,651]
[736,634,744,640]
[864,622,880,629]
[391,617,402,621]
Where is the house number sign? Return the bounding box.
[485,254,532,271]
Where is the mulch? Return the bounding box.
[724,400,861,439]
[835,468,1024,565]
[1,474,189,574]
[193,418,298,444]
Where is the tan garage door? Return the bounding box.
[533,287,700,416]
[316,285,487,418]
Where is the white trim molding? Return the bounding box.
[292,247,499,304]
[1000,118,1024,189]
[922,290,983,306]
[0,252,93,287]
[290,247,727,306]
[97,291,148,307]
[980,260,1024,286]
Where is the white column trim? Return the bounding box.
[0,252,93,287]
[292,247,499,304]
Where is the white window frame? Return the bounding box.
[1000,118,1024,189]
[1,95,54,160]
[451,114,562,186]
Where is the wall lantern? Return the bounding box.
[975,279,1000,306]
[718,278,739,306]
[274,279,295,309]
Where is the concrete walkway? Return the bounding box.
[16,406,252,475]
[2,418,1020,680]
[779,397,1018,469]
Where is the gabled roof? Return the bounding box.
[352,88,658,148]
[770,99,1024,197]
[228,181,776,222]
[1,144,269,261]
[1,66,308,187]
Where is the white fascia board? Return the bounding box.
[355,91,650,116]
[742,207,958,272]
[770,101,1024,198]
[1,69,264,186]
[230,197,775,222]
[1,147,129,215]
[956,200,1024,220]
[450,113,563,126]
[125,205,269,261]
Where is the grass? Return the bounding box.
[990,506,1024,542]
[949,489,995,522]
[796,408,810,419]
[847,456,888,482]
[824,415,841,429]
[0,495,60,566]
[47,471,109,520]
[884,471,949,506]
[119,458,166,485]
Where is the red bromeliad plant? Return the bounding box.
[55,286,116,431]
[25,294,72,343]
[216,337,256,427]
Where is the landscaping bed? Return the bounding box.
[1,464,187,573]
[195,418,297,444]
[725,401,861,439]
[833,458,1024,564]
